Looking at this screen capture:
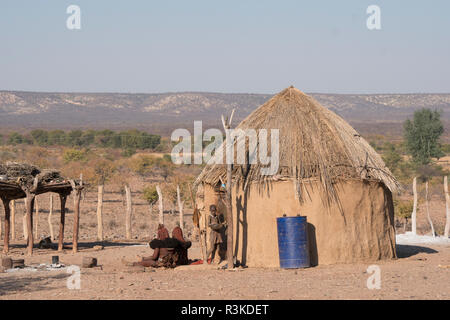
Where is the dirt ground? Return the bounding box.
[0,240,449,300]
[0,188,449,300]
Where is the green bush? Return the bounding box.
[393,199,414,220]
[63,149,87,163]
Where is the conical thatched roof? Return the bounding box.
[195,86,399,203]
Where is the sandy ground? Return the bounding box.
[0,239,449,300]
[0,189,449,300]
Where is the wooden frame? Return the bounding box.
[0,180,82,255]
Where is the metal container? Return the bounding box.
[276,215,310,268]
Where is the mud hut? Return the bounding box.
[195,86,399,267]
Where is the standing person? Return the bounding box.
[206,204,224,264]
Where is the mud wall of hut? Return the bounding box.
[199,179,396,267]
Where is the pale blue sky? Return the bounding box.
[0,0,449,94]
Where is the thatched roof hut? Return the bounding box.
[195,86,398,267]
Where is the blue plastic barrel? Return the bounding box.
[276,216,310,268]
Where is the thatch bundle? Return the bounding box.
[37,169,64,183]
[195,86,399,204]
[0,162,40,178]
[0,162,63,184]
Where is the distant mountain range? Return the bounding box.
[1,90,450,138]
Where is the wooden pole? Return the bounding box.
[444,176,450,238]
[156,185,164,225]
[425,181,436,237]
[34,197,39,240]
[221,109,235,269]
[200,210,207,263]
[58,194,67,251]
[25,193,35,255]
[48,194,54,241]
[11,200,15,241]
[22,209,28,241]
[412,177,418,235]
[125,184,132,240]
[70,180,82,253]
[97,185,104,241]
[177,185,184,231]
[1,197,11,253]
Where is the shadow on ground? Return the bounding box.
[0,273,69,296]
[396,244,438,258]
[1,240,145,253]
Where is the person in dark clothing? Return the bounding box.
[157,224,169,240]
[206,204,224,263]
[172,222,191,265]
[122,224,173,267]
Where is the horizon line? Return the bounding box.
[1,89,450,96]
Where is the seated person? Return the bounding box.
[122,224,189,268]
[157,223,169,240]
[171,222,192,265]
[122,224,170,267]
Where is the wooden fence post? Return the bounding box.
[97,185,104,241]
[70,180,82,253]
[221,109,235,269]
[1,197,11,253]
[58,194,67,251]
[425,181,436,237]
[177,185,184,231]
[11,200,15,241]
[25,193,35,255]
[48,194,54,241]
[34,197,40,240]
[125,184,132,240]
[412,177,417,235]
[156,185,164,225]
[444,176,450,238]
[23,209,28,241]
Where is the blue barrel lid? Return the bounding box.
[277,215,307,222]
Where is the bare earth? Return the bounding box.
[0,188,449,300]
[0,240,449,300]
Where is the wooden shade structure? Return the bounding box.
[0,164,83,255]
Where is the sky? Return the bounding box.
[0,0,449,94]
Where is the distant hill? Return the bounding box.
[1,90,450,138]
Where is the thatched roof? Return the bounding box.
[195,86,399,203]
[0,162,76,200]
[0,162,64,184]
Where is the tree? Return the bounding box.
[382,143,402,174]
[92,159,116,185]
[8,132,24,145]
[394,199,414,232]
[63,148,87,163]
[65,130,84,147]
[48,130,66,145]
[142,185,159,214]
[30,129,49,146]
[404,109,444,165]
